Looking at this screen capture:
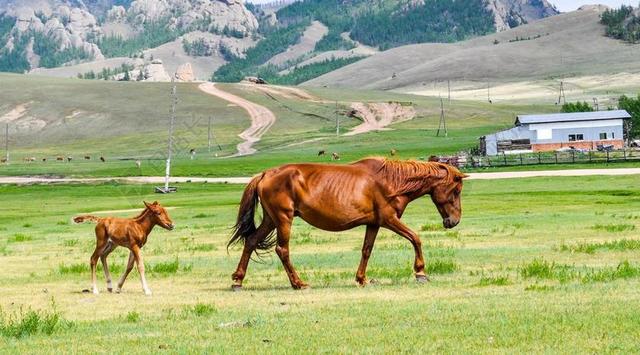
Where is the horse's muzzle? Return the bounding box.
[443,218,459,229]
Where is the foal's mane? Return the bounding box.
[371,158,461,196]
[132,206,151,220]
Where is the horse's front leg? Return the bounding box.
[384,217,428,282]
[356,225,380,286]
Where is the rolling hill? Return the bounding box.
[0,0,558,83]
[304,6,640,100]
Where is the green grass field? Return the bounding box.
[0,73,569,178]
[1,175,639,352]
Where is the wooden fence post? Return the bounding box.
[606,150,610,162]
[555,151,558,164]
[571,151,575,163]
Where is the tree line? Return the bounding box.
[601,5,640,43]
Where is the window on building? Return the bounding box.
[612,132,615,139]
[537,129,552,140]
[599,132,607,140]
[568,134,584,142]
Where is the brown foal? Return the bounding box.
[229,157,468,290]
[73,201,174,295]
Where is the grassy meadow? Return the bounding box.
[0,73,567,178]
[1,175,640,352]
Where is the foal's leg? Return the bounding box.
[131,245,152,295]
[90,228,108,294]
[356,225,380,286]
[274,212,307,289]
[100,241,116,292]
[116,250,135,293]
[384,217,428,282]
[231,215,275,290]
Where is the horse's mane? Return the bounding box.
[364,157,461,196]
[132,206,150,220]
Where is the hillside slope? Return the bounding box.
[305,7,640,91]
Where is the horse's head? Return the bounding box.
[430,167,468,229]
[144,201,175,230]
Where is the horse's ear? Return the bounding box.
[152,200,159,205]
[454,173,469,182]
[143,201,152,209]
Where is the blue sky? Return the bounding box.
[247,0,638,12]
[549,1,636,12]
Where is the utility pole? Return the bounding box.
[447,79,451,103]
[593,97,599,111]
[335,101,340,137]
[3,123,8,164]
[487,81,491,103]
[157,80,177,193]
[557,81,566,105]
[436,98,448,137]
[208,116,212,153]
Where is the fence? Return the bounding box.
[467,149,640,168]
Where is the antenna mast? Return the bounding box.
[436,98,448,137]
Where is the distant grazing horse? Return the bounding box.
[228,157,468,290]
[331,152,340,160]
[73,201,175,295]
[100,156,106,162]
[56,156,64,161]
[0,158,6,163]
[84,155,91,160]
[390,148,397,156]
[317,150,326,156]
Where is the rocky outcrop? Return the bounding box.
[2,1,105,65]
[123,0,258,35]
[174,62,194,81]
[486,0,559,31]
[143,59,172,81]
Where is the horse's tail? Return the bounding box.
[228,173,272,251]
[73,215,101,224]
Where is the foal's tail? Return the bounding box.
[73,215,101,224]
[228,173,273,252]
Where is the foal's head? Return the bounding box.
[429,165,468,229]
[143,201,175,230]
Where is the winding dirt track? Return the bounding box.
[198,83,276,156]
[1,168,640,185]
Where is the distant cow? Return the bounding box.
[67,157,73,162]
[42,158,47,162]
[318,150,326,156]
[56,156,64,161]
[135,160,141,169]
[390,149,397,156]
[23,157,36,162]
[100,156,106,162]
[332,152,340,161]
[190,149,196,160]
[84,155,91,160]
[1,158,7,163]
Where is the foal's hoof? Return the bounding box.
[231,284,242,292]
[415,275,430,283]
[293,283,310,290]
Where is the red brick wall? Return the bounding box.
[532,140,625,152]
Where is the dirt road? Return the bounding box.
[345,102,416,136]
[198,83,276,156]
[2,168,639,185]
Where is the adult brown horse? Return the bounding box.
[228,157,468,290]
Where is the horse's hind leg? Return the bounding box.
[274,213,307,290]
[116,250,135,293]
[100,241,116,292]
[231,215,275,290]
[90,227,107,294]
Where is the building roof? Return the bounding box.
[516,110,631,125]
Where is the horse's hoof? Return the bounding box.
[293,283,310,290]
[107,288,113,293]
[415,275,430,283]
[231,284,242,292]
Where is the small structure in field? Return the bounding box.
[480,110,631,156]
